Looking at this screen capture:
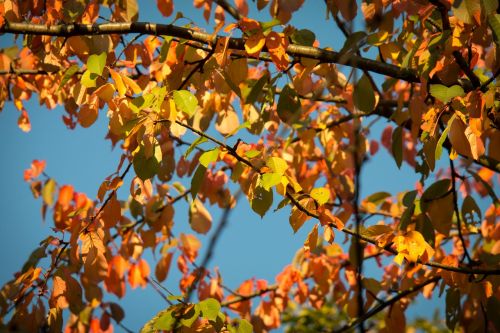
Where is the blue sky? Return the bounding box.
[0,1,449,331]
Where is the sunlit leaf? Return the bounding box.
[429,85,465,104]
[173,90,198,117]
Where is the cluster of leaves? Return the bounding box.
[0,0,500,332]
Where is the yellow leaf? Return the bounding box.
[95,83,116,102]
[245,33,266,56]
[266,156,288,174]
[109,69,126,97]
[310,187,330,205]
[121,74,142,95]
[393,230,434,265]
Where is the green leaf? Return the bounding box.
[391,126,403,168]
[245,150,262,158]
[154,310,175,330]
[261,172,282,191]
[445,288,461,331]
[365,191,391,205]
[353,75,375,113]
[58,65,79,91]
[266,156,288,174]
[191,165,207,199]
[130,93,155,113]
[199,148,219,167]
[80,70,99,88]
[291,29,316,46]
[246,73,269,105]
[429,84,465,104]
[251,185,273,218]
[42,178,56,206]
[180,304,200,327]
[435,113,457,161]
[173,90,198,117]
[277,84,301,123]
[237,319,253,333]
[260,18,281,32]
[87,52,106,76]
[198,298,220,321]
[133,148,159,180]
[231,162,245,182]
[310,187,330,205]
[184,137,207,158]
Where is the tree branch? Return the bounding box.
[333,276,441,333]
[0,21,422,83]
[155,120,500,276]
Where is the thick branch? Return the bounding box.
[1,22,421,83]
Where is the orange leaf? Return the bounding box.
[235,0,249,17]
[245,33,266,56]
[24,160,46,181]
[78,103,99,128]
[215,109,240,136]
[180,233,201,262]
[155,252,173,282]
[304,224,319,252]
[266,31,289,71]
[189,199,212,234]
[57,185,74,208]
[157,0,173,17]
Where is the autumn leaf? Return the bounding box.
[189,199,212,234]
[157,0,173,17]
[24,160,46,182]
[393,230,434,265]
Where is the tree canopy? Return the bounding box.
[1,0,500,332]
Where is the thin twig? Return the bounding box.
[333,276,441,333]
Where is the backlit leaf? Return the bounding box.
[58,64,79,91]
[189,199,212,234]
[42,178,56,206]
[199,148,219,167]
[310,187,330,205]
[251,185,273,218]
[429,85,465,104]
[266,156,288,174]
[173,90,198,117]
[199,298,220,321]
[87,52,106,76]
